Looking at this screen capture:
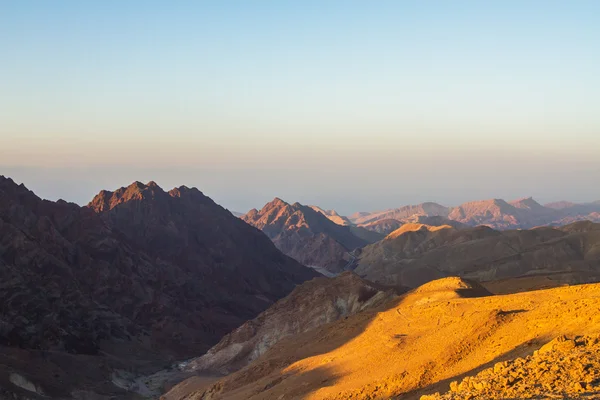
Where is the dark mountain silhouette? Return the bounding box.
[0,177,316,398]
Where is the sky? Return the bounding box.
[1,1,599,214]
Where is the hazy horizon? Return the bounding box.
[2,1,599,214]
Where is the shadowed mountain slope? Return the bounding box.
[242,199,375,273]
[359,218,404,235]
[181,272,396,377]
[354,221,600,289]
[0,176,316,398]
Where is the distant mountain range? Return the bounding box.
[352,197,600,231]
[182,272,395,377]
[349,202,450,226]
[248,197,599,234]
[236,197,600,275]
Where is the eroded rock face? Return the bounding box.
[0,176,317,397]
[242,199,373,273]
[423,335,600,400]
[182,272,396,375]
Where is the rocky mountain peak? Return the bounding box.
[510,197,545,210]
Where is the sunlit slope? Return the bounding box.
[180,278,600,400]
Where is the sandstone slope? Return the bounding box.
[423,334,600,399]
[177,277,600,400]
[359,218,404,235]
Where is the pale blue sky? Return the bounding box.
[1,1,599,213]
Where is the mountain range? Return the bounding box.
[2,174,600,400]
[0,177,317,399]
[278,197,600,235]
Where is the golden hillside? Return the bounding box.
[175,277,600,400]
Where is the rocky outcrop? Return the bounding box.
[242,199,374,273]
[423,335,600,399]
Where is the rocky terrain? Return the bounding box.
[353,221,600,289]
[423,335,600,399]
[345,197,600,231]
[170,273,395,391]
[0,176,316,398]
[178,277,600,400]
[242,198,376,273]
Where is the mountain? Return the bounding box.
[424,334,600,399]
[242,198,375,273]
[349,202,450,226]
[353,221,600,290]
[0,177,316,398]
[309,206,353,226]
[359,218,404,235]
[447,198,528,228]
[447,197,600,229]
[545,200,578,209]
[176,277,600,400]
[350,198,600,231]
[347,225,385,243]
[549,201,600,225]
[180,272,396,377]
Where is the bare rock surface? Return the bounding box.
[242,198,374,273]
[0,176,316,398]
[423,335,600,399]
